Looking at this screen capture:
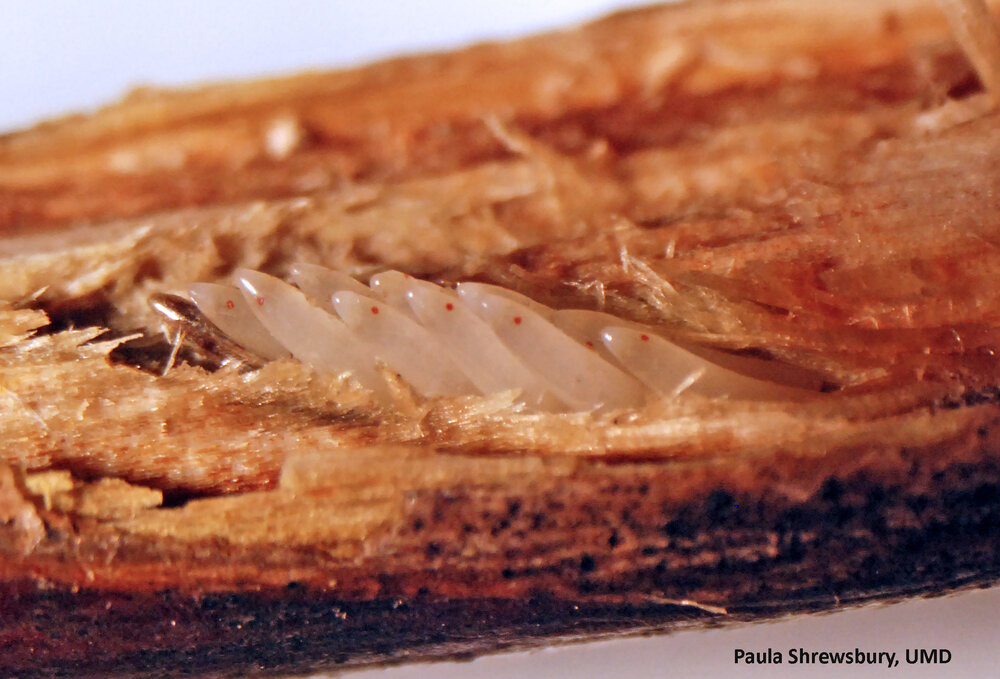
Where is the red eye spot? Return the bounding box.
[640,334,650,342]
[585,341,594,348]
[371,306,380,315]
[256,297,265,306]
[513,316,522,325]
[225,299,235,310]
[445,302,454,311]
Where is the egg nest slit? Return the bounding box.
[178,265,826,410]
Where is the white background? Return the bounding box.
[3,2,1000,677]
[2,0,636,131]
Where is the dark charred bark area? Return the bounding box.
[4,454,1000,679]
